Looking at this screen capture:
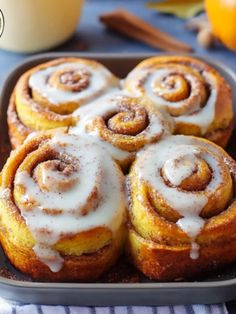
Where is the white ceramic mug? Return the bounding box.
[0,0,84,53]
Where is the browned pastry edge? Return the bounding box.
[7,102,233,172]
[0,130,127,281]
[7,57,120,148]
[127,226,236,281]
[7,93,32,148]
[205,119,234,148]
[124,55,234,148]
[126,134,236,281]
[0,231,125,282]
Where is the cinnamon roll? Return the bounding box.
[127,135,236,280]
[0,130,126,281]
[8,58,119,148]
[124,56,233,147]
[70,93,174,168]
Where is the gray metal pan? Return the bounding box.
[0,53,236,306]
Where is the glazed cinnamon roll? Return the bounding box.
[124,56,233,147]
[127,135,236,280]
[8,58,119,148]
[0,130,126,281]
[71,93,174,168]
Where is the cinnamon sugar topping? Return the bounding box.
[28,61,119,106]
[13,134,126,272]
[135,135,230,259]
[125,63,218,133]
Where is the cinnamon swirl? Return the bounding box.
[127,135,236,280]
[8,58,119,148]
[124,56,233,147]
[0,130,126,281]
[70,93,174,168]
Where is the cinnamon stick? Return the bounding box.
[100,9,193,53]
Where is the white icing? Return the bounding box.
[175,72,217,134]
[135,135,224,259]
[176,216,205,240]
[70,93,167,162]
[25,132,38,142]
[146,69,202,112]
[70,124,131,164]
[33,244,63,273]
[40,167,78,188]
[72,90,121,119]
[29,62,117,105]
[126,67,218,134]
[163,153,198,186]
[14,134,126,272]
[189,242,201,260]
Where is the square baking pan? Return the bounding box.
[0,52,236,306]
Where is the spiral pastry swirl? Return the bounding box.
[71,93,174,167]
[7,58,119,148]
[127,135,236,280]
[124,56,233,147]
[0,131,126,281]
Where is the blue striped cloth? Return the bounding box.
[0,298,228,314]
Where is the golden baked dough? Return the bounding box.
[124,56,233,147]
[127,135,236,280]
[0,129,126,281]
[3,55,236,282]
[7,58,119,148]
[71,93,174,168]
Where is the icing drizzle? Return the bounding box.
[135,135,225,259]
[13,134,126,272]
[70,92,173,162]
[29,61,118,105]
[126,66,218,134]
